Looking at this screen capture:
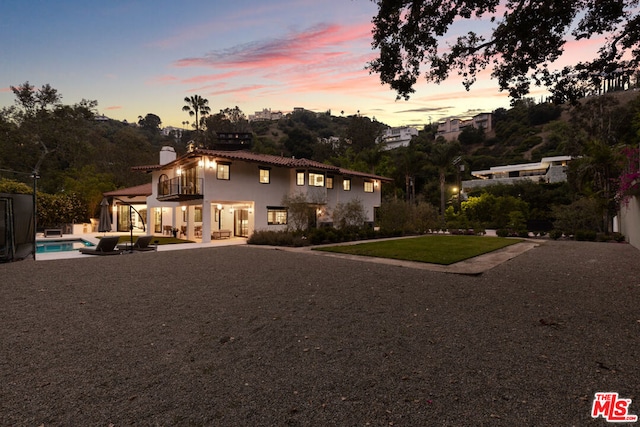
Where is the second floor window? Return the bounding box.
[343,178,351,191]
[326,176,334,189]
[296,171,305,186]
[364,181,374,193]
[309,172,324,187]
[217,163,230,180]
[259,168,270,184]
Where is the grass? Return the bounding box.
[314,235,522,265]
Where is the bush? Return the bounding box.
[552,198,602,235]
[377,199,439,235]
[575,230,597,241]
[549,229,563,240]
[496,229,510,237]
[248,230,308,246]
[333,199,368,229]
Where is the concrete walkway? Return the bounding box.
[258,236,540,275]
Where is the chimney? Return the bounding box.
[159,146,176,165]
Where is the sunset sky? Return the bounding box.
[1,1,596,129]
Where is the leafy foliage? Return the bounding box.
[368,1,640,102]
[332,199,368,229]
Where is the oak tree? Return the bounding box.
[368,1,640,103]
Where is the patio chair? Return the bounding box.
[118,235,156,252]
[79,236,122,256]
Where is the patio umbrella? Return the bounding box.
[98,198,112,233]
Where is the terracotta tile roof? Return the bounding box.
[131,150,392,181]
[103,183,152,197]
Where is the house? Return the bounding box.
[378,127,419,150]
[462,156,572,191]
[248,108,283,122]
[436,113,493,141]
[130,146,390,242]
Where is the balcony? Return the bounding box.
[157,177,203,201]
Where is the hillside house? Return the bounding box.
[462,156,572,191]
[437,113,493,142]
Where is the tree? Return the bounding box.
[10,81,61,116]
[368,1,640,102]
[182,95,210,132]
[428,140,461,221]
[137,113,162,134]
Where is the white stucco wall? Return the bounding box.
[619,196,640,250]
[146,155,383,239]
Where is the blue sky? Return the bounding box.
[1,0,517,128]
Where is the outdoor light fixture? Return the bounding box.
[181,206,186,212]
[176,168,182,176]
[209,158,216,169]
[217,204,223,210]
[248,207,253,214]
[198,159,204,168]
[229,207,234,213]
[374,180,379,187]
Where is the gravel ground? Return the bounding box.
[1,240,639,426]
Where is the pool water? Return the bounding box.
[36,239,95,253]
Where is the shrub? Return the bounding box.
[549,229,563,240]
[575,230,597,241]
[333,199,368,229]
[248,230,307,246]
[496,229,510,237]
[552,198,602,235]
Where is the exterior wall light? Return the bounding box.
[181,206,186,211]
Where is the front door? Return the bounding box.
[234,209,249,237]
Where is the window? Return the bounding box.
[364,181,374,193]
[296,171,305,186]
[217,163,230,180]
[195,206,202,222]
[309,172,324,187]
[259,167,270,184]
[267,207,288,225]
[326,176,334,189]
[343,178,351,191]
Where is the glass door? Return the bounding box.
[234,209,249,237]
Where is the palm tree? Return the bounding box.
[182,95,211,132]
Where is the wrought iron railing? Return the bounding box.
[158,177,203,198]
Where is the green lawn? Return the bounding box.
[314,235,522,265]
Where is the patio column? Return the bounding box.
[201,201,212,243]
[187,205,195,239]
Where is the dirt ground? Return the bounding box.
[1,240,639,426]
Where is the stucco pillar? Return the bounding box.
[201,202,212,243]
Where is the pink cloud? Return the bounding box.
[105,105,122,111]
[174,22,372,71]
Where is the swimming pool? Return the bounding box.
[36,239,95,253]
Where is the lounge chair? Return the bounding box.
[79,236,122,256]
[118,235,156,252]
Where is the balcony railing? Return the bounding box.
[157,177,203,201]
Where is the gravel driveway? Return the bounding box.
[1,240,639,426]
